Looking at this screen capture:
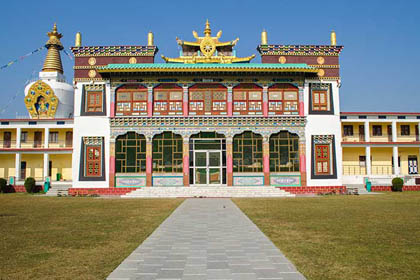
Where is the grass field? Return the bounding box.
[0,194,183,280]
[234,193,420,280]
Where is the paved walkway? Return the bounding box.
[108,199,306,280]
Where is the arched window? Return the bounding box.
[269,131,299,172]
[268,84,299,115]
[152,132,183,173]
[233,84,263,115]
[115,84,148,116]
[116,132,146,173]
[233,131,263,172]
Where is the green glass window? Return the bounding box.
[269,131,299,172]
[233,131,263,172]
[116,132,146,173]
[153,132,183,173]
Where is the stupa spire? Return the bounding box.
[42,23,64,74]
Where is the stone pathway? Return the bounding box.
[108,198,306,280]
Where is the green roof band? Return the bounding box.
[98,63,318,73]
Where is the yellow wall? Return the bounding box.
[21,154,43,180]
[48,129,72,148]
[397,123,418,142]
[371,147,393,175]
[399,147,420,175]
[0,129,17,147]
[50,154,72,181]
[342,147,366,175]
[369,122,392,142]
[0,154,15,179]
[342,122,364,142]
[20,128,45,148]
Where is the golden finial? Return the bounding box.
[148,31,154,46]
[261,29,268,45]
[331,30,337,46]
[204,19,211,36]
[42,23,64,74]
[75,32,82,47]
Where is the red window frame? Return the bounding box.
[315,144,330,175]
[153,84,183,115]
[115,85,148,116]
[233,84,263,115]
[268,84,299,115]
[85,145,101,177]
[312,90,328,111]
[189,84,227,115]
[86,91,103,112]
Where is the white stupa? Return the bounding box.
[24,24,73,119]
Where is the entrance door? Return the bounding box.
[20,161,26,180]
[408,156,418,174]
[65,131,73,147]
[359,125,365,141]
[34,131,42,148]
[194,150,222,185]
[387,125,392,141]
[3,131,11,148]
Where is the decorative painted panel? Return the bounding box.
[152,176,184,186]
[116,176,146,187]
[233,175,264,186]
[270,175,301,187]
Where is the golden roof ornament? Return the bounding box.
[42,23,64,73]
[331,30,337,46]
[162,20,255,64]
[261,29,268,45]
[75,32,82,47]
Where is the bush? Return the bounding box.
[391,177,404,192]
[0,178,7,193]
[24,177,36,193]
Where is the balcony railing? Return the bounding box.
[343,164,394,175]
[342,133,419,142]
[0,140,72,149]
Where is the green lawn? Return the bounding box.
[234,193,420,280]
[0,194,183,280]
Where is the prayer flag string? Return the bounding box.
[0,46,45,71]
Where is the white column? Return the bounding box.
[392,121,397,142]
[15,153,21,181]
[393,146,399,175]
[43,153,49,180]
[364,121,370,142]
[44,127,49,148]
[16,127,21,148]
[366,146,371,175]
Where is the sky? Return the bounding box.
[0,0,419,117]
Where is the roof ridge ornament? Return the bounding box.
[42,23,64,73]
[162,20,254,64]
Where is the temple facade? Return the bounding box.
[0,22,418,193]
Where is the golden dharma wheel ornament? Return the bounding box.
[200,37,216,57]
[317,56,325,65]
[279,56,287,64]
[88,57,96,66]
[317,69,325,77]
[129,57,137,64]
[88,69,97,78]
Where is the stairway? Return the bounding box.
[45,184,72,196]
[121,186,295,198]
[346,184,370,195]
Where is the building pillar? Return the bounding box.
[183,136,189,186]
[364,121,370,142]
[147,86,153,117]
[15,153,21,181]
[299,139,307,186]
[262,85,268,117]
[227,86,233,117]
[183,85,189,117]
[263,137,270,186]
[146,137,153,186]
[299,85,304,117]
[43,153,49,181]
[44,127,49,148]
[110,85,116,117]
[366,146,371,175]
[393,146,399,175]
[226,136,233,186]
[109,141,115,187]
[16,127,21,148]
[392,121,397,142]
